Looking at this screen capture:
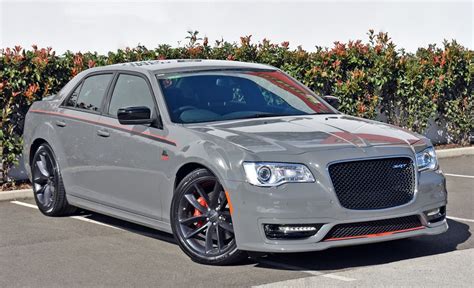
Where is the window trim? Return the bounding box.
[102,71,163,129]
[61,71,116,115]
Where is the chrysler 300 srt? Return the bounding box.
[23,59,448,265]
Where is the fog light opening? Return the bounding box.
[264,224,323,240]
[424,206,446,223]
[427,208,440,217]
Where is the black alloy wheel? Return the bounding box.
[31,143,76,216]
[171,168,246,265]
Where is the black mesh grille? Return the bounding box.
[323,215,423,241]
[328,157,415,210]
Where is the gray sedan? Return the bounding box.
[23,60,448,265]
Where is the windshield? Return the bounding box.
[157,69,335,123]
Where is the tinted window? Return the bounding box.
[108,74,155,116]
[75,74,113,112]
[157,70,334,123]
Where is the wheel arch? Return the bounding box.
[29,138,48,165]
[174,162,218,191]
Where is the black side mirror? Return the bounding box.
[323,95,339,109]
[117,106,154,125]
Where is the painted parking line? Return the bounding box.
[257,259,356,282]
[69,215,125,230]
[447,216,474,223]
[10,201,124,231]
[444,173,474,179]
[10,200,38,209]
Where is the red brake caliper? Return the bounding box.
[193,196,208,228]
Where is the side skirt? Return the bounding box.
[67,194,173,234]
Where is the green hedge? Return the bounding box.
[1,31,473,185]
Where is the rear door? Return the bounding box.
[91,72,169,220]
[55,73,114,199]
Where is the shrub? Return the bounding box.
[1,31,473,187]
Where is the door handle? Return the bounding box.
[55,120,66,127]
[97,129,110,138]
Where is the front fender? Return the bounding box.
[159,137,248,224]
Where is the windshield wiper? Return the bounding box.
[235,113,289,120]
[309,112,336,115]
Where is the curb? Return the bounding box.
[436,147,474,159]
[0,189,33,202]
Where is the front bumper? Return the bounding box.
[224,150,448,253]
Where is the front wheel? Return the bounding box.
[171,168,246,265]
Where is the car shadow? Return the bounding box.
[71,210,471,270]
[255,219,472,271]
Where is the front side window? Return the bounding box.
[108,74,155,117]
[74,74,113,112]
[157,70,334,123]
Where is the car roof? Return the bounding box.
[88,59,276,74]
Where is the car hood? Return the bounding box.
[187,115,423,154]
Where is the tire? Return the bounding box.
[31,143,76,216]
[170,168,247,265]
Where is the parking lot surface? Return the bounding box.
[1,156,473,287]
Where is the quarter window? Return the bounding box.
[65,83,82,107]
[74,74,113,112]
[108,74,155,117]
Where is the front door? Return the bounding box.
[91,73,168,220]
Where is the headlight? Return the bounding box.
[243,162,315,187]
[416,147,438,171]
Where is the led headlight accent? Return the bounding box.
[243,162,315,186]
[416,147,438,171]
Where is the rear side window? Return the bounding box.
[108,74,155,117]
[73,74,113,112]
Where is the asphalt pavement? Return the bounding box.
[0,156,473,287]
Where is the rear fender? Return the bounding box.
[22,104,65,179]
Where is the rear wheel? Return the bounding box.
[31,143,76,216]
[171,168,246,265]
